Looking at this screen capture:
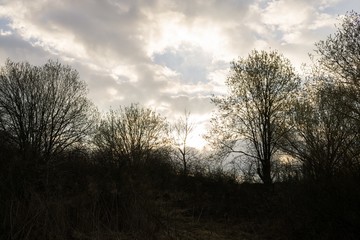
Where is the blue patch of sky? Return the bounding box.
[255,0,269,9]
[319,1,360,15]
[153,46,213,84]
[153,49,184,70]
[0,17,12,31]
[0,17,44,48]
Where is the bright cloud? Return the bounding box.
[261,0,312,31]
[146,11,228,61]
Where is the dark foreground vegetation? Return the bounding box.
[1,11,360,240]
[1,147,360,240]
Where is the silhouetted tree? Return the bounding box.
[283,74,360,180]
[0,59,96,163]
[310,11,360,176]
[315,11,360,123]
[209,50,300,185]
[316,11,360,85]
[172,110,196,175]
[94,103,170,166]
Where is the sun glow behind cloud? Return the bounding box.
[145,10,229,62]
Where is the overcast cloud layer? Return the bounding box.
[0,0,359,148]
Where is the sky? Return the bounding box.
[0,0,359,149]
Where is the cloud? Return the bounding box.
[261,0,313,31]
[0,28,50,64]
[0,0,358,148]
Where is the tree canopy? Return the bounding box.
[209,50,300,184]
[94,103,170,166]
[0,59,96,163]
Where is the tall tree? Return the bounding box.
[315,11,360,122]
[0,59,96,163]
[316,11,360,85]
[209,50,300,185]
[283,75,359,180]
[94,103,170,166]
[172,110,195,175]
[299,11,360,178]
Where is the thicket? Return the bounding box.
[1,140,360,239]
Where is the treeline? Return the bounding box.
[0,11,360,240]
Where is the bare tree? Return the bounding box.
[0,59,96,163]
[283,72,360,180]
[172,110,195,175]
[208,50,300,185]
[315,11,360,85]
[94,103,170,166]
[315,11,360,123]
[302,11,360,178]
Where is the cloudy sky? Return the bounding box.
[0,0,359,148]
